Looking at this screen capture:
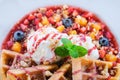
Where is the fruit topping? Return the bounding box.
[105,54,117,62]
[11,42,22,52]
[62,18,72,28]
[13,30,25,42]
[99,37,109,46]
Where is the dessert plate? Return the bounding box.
[0,0,120,80]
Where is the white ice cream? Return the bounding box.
[27,26,99,64]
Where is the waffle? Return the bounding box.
[49,63,71,80]
[0,50,58,80]
[72,57,120,80]
[0,49,22,80]
[7,64,58,80]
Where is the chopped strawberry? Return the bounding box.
[28,14,35,20]
[80,27,86,33]
[99,49,106,58]
[72,23,79,30]
[106,76,111,80]
[20,24,27,31]
[112,62,117,67]
[37,13,42,19]
[45,9,54,17]
[82,12,93,18]
[35,18,40,25]
[7,40,13,48]
[72,10,78,17]
[55,21,62,27]
[23,19,29,25]
[48,17,55,25]
[68,7,74,14]
[117,58,120,63]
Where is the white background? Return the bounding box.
[0,0,120,47]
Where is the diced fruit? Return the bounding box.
[11,42,22,52]
[46,9,54,17]
[68,30,77,35]
[20,24,27,31]
[105,54,117,62]
[48,17,55,25]
[68,7,74,13]
[75,16,87,26]
[117,58,120,63]
[7,40,13,48]
[57,25,65,32]
[37,13,42,19]
[90,32,96,40]
[53,14,61,22]
[99,49,106,58]
[62,10,69,18]
[41,17,49,25]
[14,30,25,42]
[72,10,78,17]
[80,27,86,33]
[35,19,40,25]
[28,14,35,20]
[91,23,101,31]
[99,37,109,46]
[62,18,72,28]
[23,19,29,25]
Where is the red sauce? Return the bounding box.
[88,46,96,55]
[72,69,81,75]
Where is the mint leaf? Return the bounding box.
[69,45,88,58]
[54,46,69,57]
[61,38,72,47]
[54,38,88,58]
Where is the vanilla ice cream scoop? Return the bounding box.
[27,27,68,64]
[27,27,99,64]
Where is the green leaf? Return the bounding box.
[54,46,69,57]
[54,38,88,58]
[69,45,88,58]
[61,38,72,47]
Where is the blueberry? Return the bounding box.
[14,30,25,41]
[62,18,72,28]
[99,37,109,46]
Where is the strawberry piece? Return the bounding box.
[80,27,86,33]
[7,40,13,48]
[99,49,106,58]
[37,13,42,19]
[68,7,74,13]
[35,18,40,25]
[117,58,120,63]
[23,19,29,25]
[72,23,79,30]
[48,17,55,25]
[46,9,54,17]
[20,24,27,31]
[28,14,35,20]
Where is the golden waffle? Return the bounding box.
[48,63,71,80]
[7,64,58,80]
[0,50,58,80]
[0,49,22,80]
[72,57,120,80]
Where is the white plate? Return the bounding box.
[0,0,120,47]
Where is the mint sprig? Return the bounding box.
[54,38,88,58]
